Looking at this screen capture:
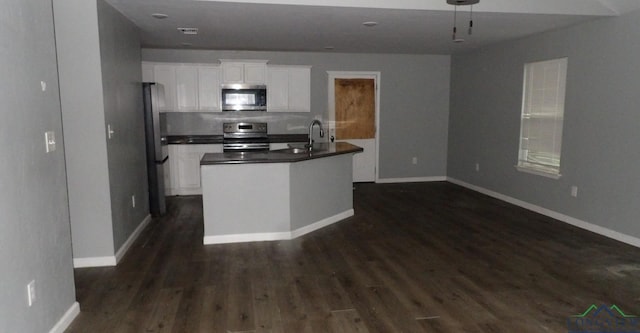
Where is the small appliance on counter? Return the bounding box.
[221,84,267,111]
[142,82,169,216]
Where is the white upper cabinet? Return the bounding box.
[152,64,177,111]
[266,65,311,112]
[198,66,221,111]
[266,67,290,111]
[288,67,311,112]
[175,65,198,111]
[142,62,154,82]
[142,62,222,112]
[220,60,268,84]
[221,63,244,83]
[143,61,311,112]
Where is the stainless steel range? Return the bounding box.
[223,122,269,152]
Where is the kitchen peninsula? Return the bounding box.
[200,142,363,244]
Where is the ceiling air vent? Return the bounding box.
[177,27,198,35]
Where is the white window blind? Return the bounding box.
[517,57,567,177]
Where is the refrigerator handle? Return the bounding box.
[155,156,169,164]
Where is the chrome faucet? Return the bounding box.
[307,119,325,150]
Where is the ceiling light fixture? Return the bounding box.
[151,13,168,19]
[362,21,378,27]
[447,0,478,43]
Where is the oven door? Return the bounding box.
[223,143,270,152]
[223,138,270,152]
[221,84,267,111]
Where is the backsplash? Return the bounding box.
[161,112,316,135]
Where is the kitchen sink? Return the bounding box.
[282,147,311,154]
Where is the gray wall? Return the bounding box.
[143,49,451,179]
[97,0,148,253]
[55,0,147,260]
[290,155,353,230]
[448,10,640,238]
[0,0,76,332]
[55,0,114,258]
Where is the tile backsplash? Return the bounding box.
[161,112,315,135]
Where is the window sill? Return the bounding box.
[515,165,562,180]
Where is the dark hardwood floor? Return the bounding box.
[66,182,640,332]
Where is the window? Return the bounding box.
[517,57,568,179]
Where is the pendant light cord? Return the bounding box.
[468,5,474,35]
[452,5,458,40]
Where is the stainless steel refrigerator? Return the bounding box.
[142,82,168,216]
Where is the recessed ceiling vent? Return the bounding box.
[446,0,479,4]
[177,27,198,35]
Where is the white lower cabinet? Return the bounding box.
[167,144,222,195]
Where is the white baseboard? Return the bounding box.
[376,176,447,184]
[291,209,354,239]
[73,214,152,268]
[447,177,640,249]
[203,209,354,245]
[48,302,80,333]
[204,231,291,245]
[115,214,152,263]
[73,256,116,268]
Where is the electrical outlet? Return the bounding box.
[131,195,136,208]
[27,280,36,307]
[571,186,578,197]
[412,157,418,165]
[475,163,480,172]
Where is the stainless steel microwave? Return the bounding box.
[221,84,267,111]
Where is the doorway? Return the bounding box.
[327,71,380,182]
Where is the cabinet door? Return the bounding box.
[244,63,266,84]
[175,65,198,111]
[164,159,172,193]
[198,66,221,111]
[267,67,289,111]
[288,67,311,112]
[153,65,177,111]
[142,62,154,82]
[177,146,202,189]
[221,63,245,84]
[167,145,179,195]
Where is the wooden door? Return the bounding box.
[335,79,376,140]
[332,77,377,182]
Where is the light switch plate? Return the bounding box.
[107,124,115,139]
[27,280,36,307]
[45,131,56,153]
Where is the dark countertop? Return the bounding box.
[166,134,308,145]
[267,134,309,143]
[166,135,223,144]
[200,142,363,165]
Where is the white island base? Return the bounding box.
[201,153,355,244]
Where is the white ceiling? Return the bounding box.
[106,0,640,54]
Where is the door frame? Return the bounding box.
[327,71,381,182]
